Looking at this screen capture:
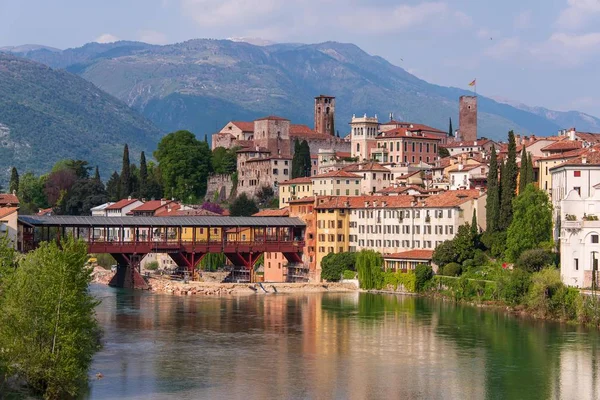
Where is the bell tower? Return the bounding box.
[314,95,335,136]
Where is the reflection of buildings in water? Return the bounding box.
[554,344,600,399]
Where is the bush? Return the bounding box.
[146,261,159,271]
[321,252,357,282]
[481,231,507,258]
[515,249,554,273]
[473,250,488,267]
[432,240,456,266]
[462,259,475,269]
[498,268,531,306]
[527,268,564,318]
[356,250,383,290]
[382,271,417,292]
[441,262,462,277]
[415,264,433,292]
[342,270,356,280]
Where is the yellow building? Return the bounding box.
[279,177,313,208]
[312,170,362,196]
[537,150,584,196]
[314,196,351,272]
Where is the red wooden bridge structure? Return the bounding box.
[17,215,305,288]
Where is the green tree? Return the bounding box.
[320,252,357,281]
[9,167,19,194]
[63,178,108,215]
[17,172,48,214]
[438,146,450,158]
[291,139,301,178]
[518,146,529,194]
[139,151,148,199]
[256,186,275,207]
[500,131,518,230]
[505,185,553,262]
[356,250,383,290]
[0,234,16,286]
[432,240,456,266]
[229,193,259,216]
[292,139,311,178]
[211,147,238,175]
[154,130,212,201]
[65,160,91,180]
[471,209,478,236]
[93,166,100,181]
[516,249,555,273]
[0,237,101,399]
[106,171,121,201]
[448,117,453,137]
[120,144,132,198]
[486,146,500,232]
[526,152,535,187]
[145,162,163,200]
[414,264,433,291]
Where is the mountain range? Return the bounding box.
[0,53,162,182]
[1,38,599,185]
[10,39,600,142]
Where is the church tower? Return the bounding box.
[314,95,335,136]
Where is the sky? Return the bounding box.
[1,0,599,117]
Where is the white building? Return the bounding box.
[91,202,115,216]
[448,163,489,190]
[559,189,600,288]
[342,162,393,195]
[350,114,379,161]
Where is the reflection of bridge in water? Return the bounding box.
[17,215,306,288]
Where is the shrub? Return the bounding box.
[515,249,554,273]
[441,262,462,277]
[473,250,488,267]
[527,268,564,318]
[498,268,531,306]
[382,271,416,292]
[415,264,433,292]
[342,270,356,280]
[146,261,159,271]
[462,259,475,269]
[321,252,357,282]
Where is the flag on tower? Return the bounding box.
[469,79,476,87]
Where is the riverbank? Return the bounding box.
[90,267,358,295]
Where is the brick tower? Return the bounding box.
[314,95,335,136]
[459,96,477,142]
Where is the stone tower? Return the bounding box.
[459,96,477,142]
[314,95,335,136]
[350,114,379,161]
[253,116,291,157]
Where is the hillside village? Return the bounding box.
[2,92,600,289]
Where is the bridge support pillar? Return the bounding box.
[225,252,262,282]
[108,254,149,290]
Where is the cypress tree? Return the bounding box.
[486,146,500,232]
[119,144,131,198]
[527,153,535,188]
[500,131,518,231]
[291,139,302,178]
[9,167,19,194]
[139,151,148,199]
[471,209,478,237]
[106,171,121,201]
[204,134,208,144]
[448,117,453,138]
[93,166,100,181]
[300,140,311,177]
[518,146,528,194]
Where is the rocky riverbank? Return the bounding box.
[90,267,358,295]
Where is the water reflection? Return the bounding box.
[88,286,600,400]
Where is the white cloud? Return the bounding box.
[95,33,120,43]
[514,10,532,29]
[484,37,521,59]
[181,0,281,26]
[530,31,600,66]
[138,30,169,45]
[454,11,473,27]
[549,31,600,48]
[557,0,600,29]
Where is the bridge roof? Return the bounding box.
[18,215,306,228]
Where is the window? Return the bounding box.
[273,169,278,175]
[574,170,581,177]
[592,235,599,244]
[285,161,289,166]
[283,169,288,175]
[337,220,342,228]
[575,258,579,270]
[574,187,581,195]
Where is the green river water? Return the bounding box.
[87,285,600,400]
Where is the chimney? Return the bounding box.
[569,128,576,141]
[373,200,378,207]
[516,134,521,144]
[582,156,587,164]
[128,196,132,200]
[382,201,388,207]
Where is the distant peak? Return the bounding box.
[0,44,61,53]
[227,37,277,46]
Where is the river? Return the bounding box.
[87,284,600,399]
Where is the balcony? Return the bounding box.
[562,220,582,230]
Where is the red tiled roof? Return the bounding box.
[447,163,486,173]
[237,146,270,153]
[131,200,177,212]
[280,177,312,185]
[36,207,53,216]
[288,196,316,204]
[384,250,434,260]
[253,208,290,217]
[312,170,362,179]
[396,170,422,179]
[551,148,600,168]
[155,207,219,217]
[538,148,587,161]
[541,140,583,152]
[0,207,18,219]
[105,198,139,210]
[230,121,255,132]
[255,115,290,121]
[246,155,293,163]
[336,151,352,158]
[377,185,427,194]
[376,127,443,140]
[289,124,315,135]
[575,132,600,143]
[380,121,445,133]
[0,193,19,206]
[442,139,492,148]
[342,162,390,172]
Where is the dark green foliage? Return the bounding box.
[0,53,161,183]
[9,167,19,194]
[486,146,500,232]
[472,250,488,267]
[256,186,275,207]
[471,209,478,236]
[440,263,462,277]
[211,147,238,175]
[154,130,212,201]
[93,166,100,181]
[145,161,164,200]
[498,268,531,306]
[229,193,259,216]
[0,237,101,399]
[526,154,535,188]
[62,178,108,215]
[433,223,476,266]
[16,172,48,214]
[139,152,148,199]
[291,140,311,178]
[500,131,518,230]
[519,146,529,194]
[0,234,16,285]
[106,171,121,201]
[414,264,433,291]
[120,144,132,198]
[432,240,456,267]
[200,253,227,271]
[356,250,383,290]
[506,185,553,262]
[320,252,357,282]
[448,117,453,137]
[438,146,450,158]
[515,249,555,273]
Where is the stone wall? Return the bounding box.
[205,174,234,202]
[291,136,351,155]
